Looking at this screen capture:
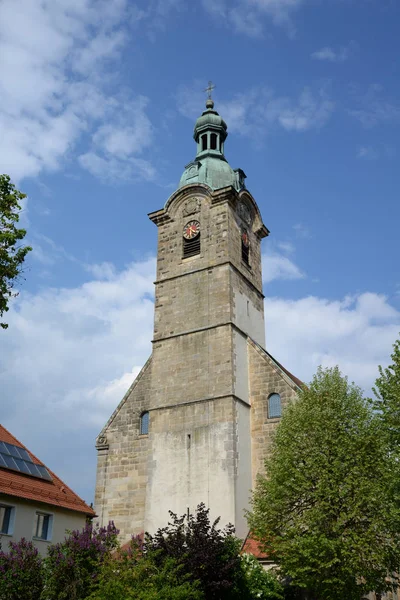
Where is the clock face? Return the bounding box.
[183,220,200,240]
[241,230,250,248]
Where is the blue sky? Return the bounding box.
[1,0,399,506]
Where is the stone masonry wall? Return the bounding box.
[94,358,152,541]
[248,341,299,486]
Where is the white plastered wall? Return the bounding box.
[144,421,236,535]
[234,291,265,348]
[0,494,87,555]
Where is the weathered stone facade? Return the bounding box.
[95,182,301,543]
[95,100,302,543]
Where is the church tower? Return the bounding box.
[95,95,301,541]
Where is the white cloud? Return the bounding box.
[1,257,156,500]
[0,0,156,182]
[79,95,156,182]
[177,84,334,137]
[311,44,353,63]
[202,0,303,36]
[1,257,399,503]
[262,250,305,283]
[349,84,400,128]
[265,293,400,392]
[293,222,311,239]
[357,146,379,160]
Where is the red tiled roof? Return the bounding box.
[242,531,270,559]
[0,425,95,517]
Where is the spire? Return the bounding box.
[178,88,246,192]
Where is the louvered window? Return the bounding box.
[183,234,201,258]
[140,411,149,435]
[268,393,281,418]
[241,231,250,265]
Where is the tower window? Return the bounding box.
[268,393,281,419]
[201,134,207,151]
[210,133,217,150]
[183,233,201,258]
[241,230,250,265]
[140,411,149,435]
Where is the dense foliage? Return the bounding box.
[241,554,284,600]
[249,366,400,600]
[0,538,43,600]
[42,521,119,600]
[0,514,283,600]
[87,550,203,600]
[145,503,248,599]
[373,334,400,451]
[0,174,31,329]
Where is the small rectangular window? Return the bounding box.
[0,505,12,534]
[34,512,52,541]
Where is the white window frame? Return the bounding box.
[0,502,16,536]
[33,511,54,542]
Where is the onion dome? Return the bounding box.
[179,98,246,192]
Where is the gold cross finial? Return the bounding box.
[204,81,216,100]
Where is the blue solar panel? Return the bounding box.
[0,442,52,482]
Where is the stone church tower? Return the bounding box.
[95,97,302,541]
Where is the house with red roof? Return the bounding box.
[0,424,95,554]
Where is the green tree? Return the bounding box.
[0,174,31,329]
[145,503,248,599]
[248,367,400,600]
[373,334,400,451]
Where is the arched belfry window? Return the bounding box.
[210,133,217,150]
[140,411,149,435]
[201,134,207,151]
[268,393,281,419]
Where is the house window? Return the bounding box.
[0,504,13,535]
[201,134,207,151]
[210,133,217,150]
[140,411,149,435]
[34,512,52,541]
[268,393,282,418]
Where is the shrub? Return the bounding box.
[87,542,203,600]
[42,521,118,600]
[145,503,247,599]
[0,537,43,600]
[241,554,284,600]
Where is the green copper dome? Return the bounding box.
[179,99,246,192]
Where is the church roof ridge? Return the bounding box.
[248,338,304,390]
